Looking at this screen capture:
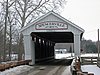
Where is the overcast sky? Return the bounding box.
[61,0,100,41]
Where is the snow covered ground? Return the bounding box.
[61,66,72,75]
[81,53,98,57]
[55,53,74,59]
[81,65,100,75]
[55,53,98,59]
[55,53,100,75]
[0,65,33,75]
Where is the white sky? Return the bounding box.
[61,0,100,41]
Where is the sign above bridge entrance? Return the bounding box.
[35,21,68,30]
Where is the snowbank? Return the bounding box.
[0,65,33,75]
[55,53,74,59]
[55,53,98,59]
[81,53,98,57]
[81,65,100,75]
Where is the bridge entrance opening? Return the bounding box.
[31,32,74,63]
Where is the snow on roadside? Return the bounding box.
[55,53,74,59]
[81,53,98,57]
[0,65,33,75]
[81,65,100,75]
[61,66,72,75]
[55,53,98,59]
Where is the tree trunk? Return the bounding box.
[3,0,8,62]
[18,33,24,60]
[9,25,12,61]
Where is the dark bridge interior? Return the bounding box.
[31,32,74,43]
[31,32,74,64]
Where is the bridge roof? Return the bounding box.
[20,11,85,33]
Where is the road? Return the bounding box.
[28,59,72,75]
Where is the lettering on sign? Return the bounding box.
[35,21,68,30]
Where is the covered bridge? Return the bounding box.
[20,11,84,65]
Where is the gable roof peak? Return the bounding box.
[20,11,84,33]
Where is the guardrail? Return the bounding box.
[81,57,97,65]
[0,60,31,71]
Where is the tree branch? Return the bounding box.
[25,0,50,19]
[8,1,14,8]
[16,0,24,13]
[15,17,22,25]
[15,7,22,21]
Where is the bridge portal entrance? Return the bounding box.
[31,32,73,63]
[21,11,84,65]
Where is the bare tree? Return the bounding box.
[0,10,5,62]
[15,0,66,27]
[14,0,66,60]
[0,0,17,61]
[3,0,8,61]
[7,14,13,61]
[0,24,4,62]
[6,3,19,61]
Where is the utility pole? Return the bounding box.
[97,29,100,66]
[98,29,99,58]
[3,0,8,61]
